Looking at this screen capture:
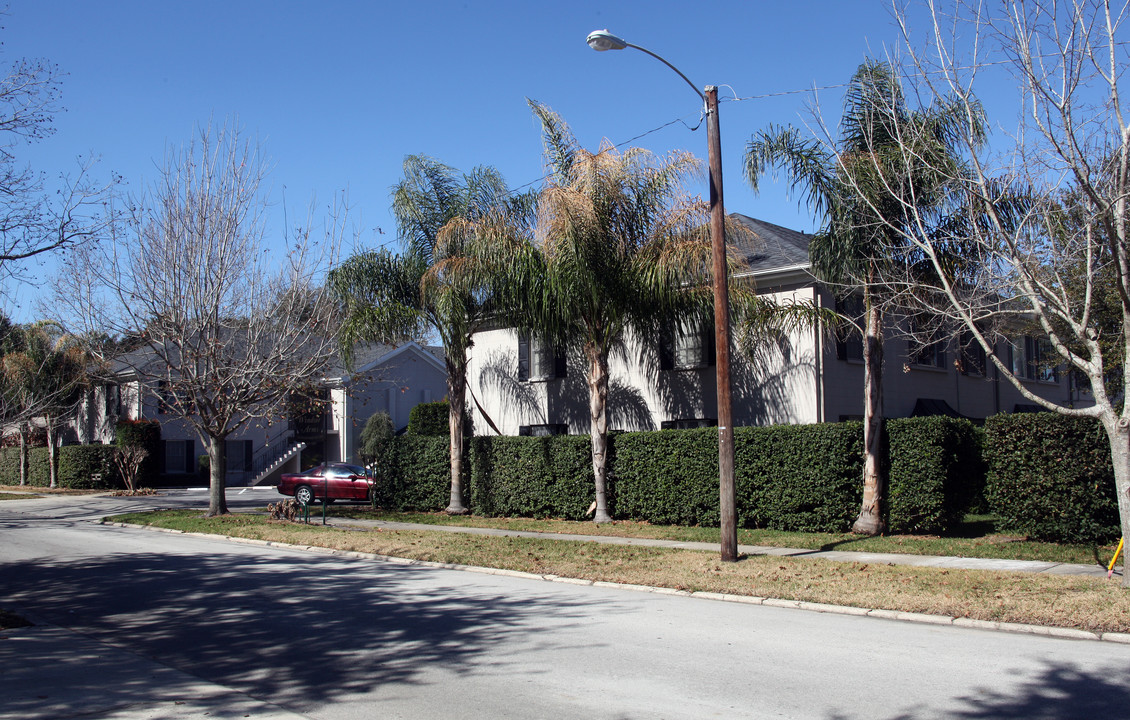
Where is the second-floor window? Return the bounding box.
[958,331,987,377]
[660,318,715,370]
[834,295,864,362]
[1007,336,1060,383]
[909,334,947,369]
[518,333,566,382]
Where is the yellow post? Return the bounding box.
[1108,537,1125,579]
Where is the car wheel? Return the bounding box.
[294,485,314,505]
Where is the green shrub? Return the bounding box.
[737,422,863,532]
[57,445,121,489]
[359,411,394,465]
[613,428,718,525]
[360,418,985,535]
[372,436,452,511]
[614,423,864,532]
[984,413,1119,543]
[407,401,450,436]
[115,420,161,486]
[886,417,984,534]
[470,435,595,519]
[0,446,51,486]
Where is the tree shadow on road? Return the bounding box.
[826,659,1130,720]
[0,539,615,718]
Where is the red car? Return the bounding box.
[277,463,374,505]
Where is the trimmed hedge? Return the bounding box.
[887,417,984,534]
[58,445,121,489]
[0,446,51,486]
[738,422,864,532]
[368,412,1119,541]
[985,413,1119,543]
[372,436,452,511]
[407,401,449,436]
[613,427,719,525]
[0,445,124,489]
[470,435,595,519]
[400,419,987,534]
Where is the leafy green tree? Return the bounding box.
[329,155,518,514]
[745,60,975,534]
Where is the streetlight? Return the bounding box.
[587,29,738,563]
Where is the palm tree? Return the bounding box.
[484,102,724,524]
[1,322,90,487]
[745,60,975,534]
[328,155,519,514]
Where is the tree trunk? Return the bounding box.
[585,344,613,524]
[206,437,228,516]
[446,366,469,515]
[45,418,57,489]
[853,293,887,535]
[18,424,27,486]
[1100,414,1130,587]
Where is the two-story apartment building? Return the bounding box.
[465,214,1084,436]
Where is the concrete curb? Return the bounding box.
[99,519,1130,645]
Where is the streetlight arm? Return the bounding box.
[620,41,704,102]
[586,29,704,102]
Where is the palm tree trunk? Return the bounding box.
[206,437,228,517]
[853,290,887,535]
[45,418,57,489]
[18,424,27,486]
[585,343,613,524]
[446,365,469,515]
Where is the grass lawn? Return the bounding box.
[108,509,1130,634]
[321,508,1120,567]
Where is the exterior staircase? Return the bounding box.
[249,441,305,486]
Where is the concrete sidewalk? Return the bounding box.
[324,515,1120,580]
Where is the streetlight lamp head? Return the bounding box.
[587,29,628,51]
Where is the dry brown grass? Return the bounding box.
[112,510,1130,634]
[0,485,102,495]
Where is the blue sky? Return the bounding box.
[5,0,923,321]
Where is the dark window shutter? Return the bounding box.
[184,439,195,473]
[659,325,675,370]
[244,440,253,471]
[553,346,567,379]
[517,334,529,381]
[705,323,716,366]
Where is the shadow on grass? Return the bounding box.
[827,660,1130,720]
[0,538,614,719]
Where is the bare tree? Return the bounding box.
[827,1,1130,582]
[112,443,148,492]
[52,122,346,515]
[0,27,113,292]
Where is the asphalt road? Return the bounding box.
[2,490,1129,720]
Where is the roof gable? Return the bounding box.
[729,213,812,275]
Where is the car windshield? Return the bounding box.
[327,464,369,478]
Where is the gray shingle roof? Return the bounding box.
[729,213,812,273]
